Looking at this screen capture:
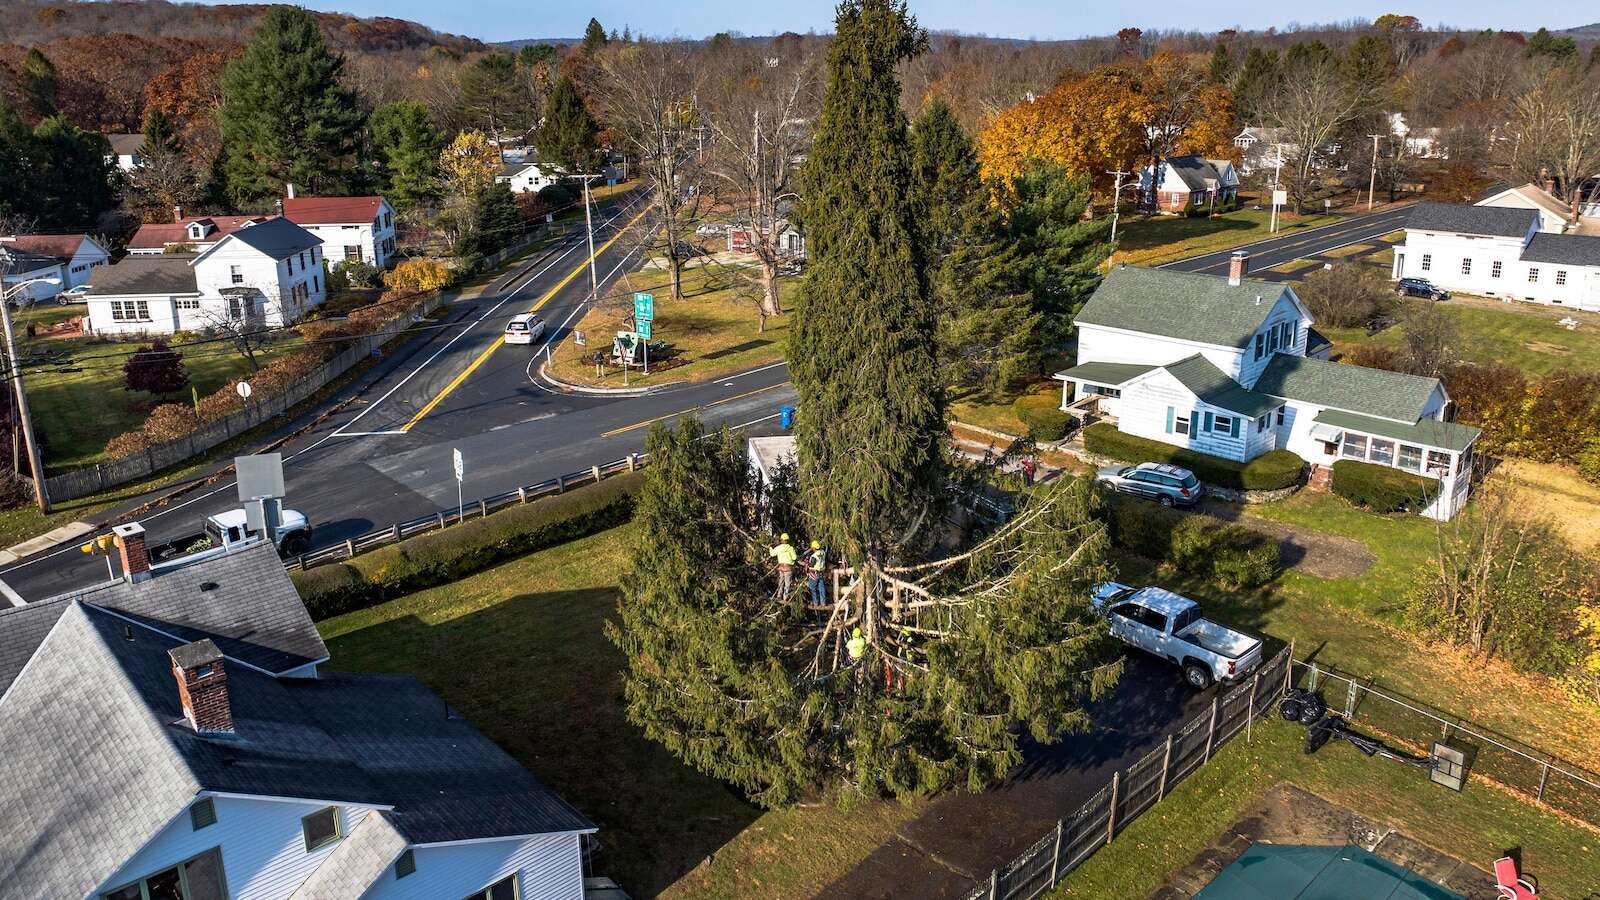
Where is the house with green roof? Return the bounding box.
[1056,254,1480,519]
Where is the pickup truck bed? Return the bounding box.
[1181,619,1258,660]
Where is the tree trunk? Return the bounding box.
[759,258,782,320]
[669,255,684,300]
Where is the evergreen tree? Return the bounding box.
[937,191,1041,399]
[370,101,443,211]
[909,96,978,258]
[216,6,365,205]
[19,49,58,121]
[1208,42,1234,83]
[459,52,538,139]
[29,116,116,228]
[1284,40,1334,74]
[1233,47,1280,121]
[0,101,36,222]
[1342,34,1392,92]
[518,43,557,67]
[582,18,608,55]
[535,75,599,173]
[137,107,182,158]
[471,181,523,254]
[1526,28,1579,64]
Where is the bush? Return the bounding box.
[383,258,452,294]
[291,472,643,619]
[1013,395,1075,442]
[1083,423,1304,491]
[1578,437,1600,486]
[1330,460,1439,512]
[1297,263,1393,328]
[1104,495,1280,589]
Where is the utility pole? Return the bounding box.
[1107,169,1132,242]
[0,301,50,513]
[1367,134,1382,211]
[1270,144,1285,235]
[582,174,598,299]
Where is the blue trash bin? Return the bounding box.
[779,405,796,429]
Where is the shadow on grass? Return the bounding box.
[323,587,763,898]
[1116,214,1258,253]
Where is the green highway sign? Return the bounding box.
[636,320,652,339]
[633,291,654,322]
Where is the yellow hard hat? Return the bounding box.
[852,627,863,638]
[811,540,821,550]
[780,533,790,542]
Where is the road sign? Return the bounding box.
[573,330,586,346]
[636,320,652,339]
[1271,189,1288,206]
[633,291,654,322]
[452,448,465,483]
[236,453,285,502]
[235,381,253,400]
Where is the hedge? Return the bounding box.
[1104,495,1280,589]
[1329,460,1439,513]
[292,472,643,619]
[1013,395,1076,442]
[1083,423,1304,492]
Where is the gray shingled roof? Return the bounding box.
[1076,266,1293,349]
[1163,354,1281,417]
[1054,361,1158,386]
[86,255,199,297]
[0,597,69,695]
[107,133,145,156]
[1406,202,1537,238]
[291,812,410,899]
[1159,156,1227,193]
[1315,410,1479,453]
[221,216,322,260]
[1252,354,1442,423]
[1522,233,1600,267]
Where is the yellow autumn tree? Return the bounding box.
[1175,83,1240,161]
[979,69,1154,186]
[439,128,500,199]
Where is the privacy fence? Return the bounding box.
[963,646,1295,900]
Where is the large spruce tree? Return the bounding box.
[370,100,443,211]
[216,6,364,205]
[535,76,599,174]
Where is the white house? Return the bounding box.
[107,132,145,171]
[0,233,112,300]
[1387,112,1444,160]
[496,160,563,195]
[1056,255,1480,520]
[282,195,398,268]
[1476,182,1598,235]
[127,212,274,255]
[1393,202,1600,311]
[86,217,328,336]
[1138,156,1240,214]
[0,535,597,900]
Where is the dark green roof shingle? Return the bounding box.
[1075,266,1292,349]
[1314,410,1480,453]
[1252,355,1441,422]
[1054,361,1157,385]
[1164,354,1281,417]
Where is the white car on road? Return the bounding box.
[503,313,546,345]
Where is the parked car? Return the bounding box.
[1091,582,1263,688]
[1095,462,1202,507]
[1396,277,1449,300]
[56,285,92,305]
[503,313,546,345]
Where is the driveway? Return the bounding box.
[1195,500,1375,580]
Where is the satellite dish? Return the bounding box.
[236,381,253,400]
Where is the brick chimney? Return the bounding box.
[172,205,184,223]
[169,639,234,734]
[286,182,297,199]
[1228,250,1250,286]
[113,522,151,583]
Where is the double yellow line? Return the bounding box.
[400,206,651,432]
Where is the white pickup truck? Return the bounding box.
[1091,582,1263,689]
[148,507,313,566]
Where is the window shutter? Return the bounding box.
[1165,406,1174,434]
[1203,411,1214,432]
[1230,417,1240,438]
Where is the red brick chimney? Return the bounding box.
[173,205,184,223]
[169,639,235,734]
[113,522,151,583]
[1228,250,1250,286]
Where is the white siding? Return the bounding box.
[1237,292,1309,388]
[300,205,395,268]
[1076,324,1246,380]
[97,796,382,900]
[365,833,586,900]
[84,295,190,336]
[2,263,66,304]
[1119,371,1252,463]
[193,241,327,329]
[498,166,560,195]
[1395,229,1600,311]
[65,243,111,288]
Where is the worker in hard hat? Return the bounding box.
[803,539,828,607]
[769,533,798,596]
[846,627,866,661]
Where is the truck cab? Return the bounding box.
[1092,582,1263,689]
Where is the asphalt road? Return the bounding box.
[1,202,1412,601]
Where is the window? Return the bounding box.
[102,849,225,900]
[286,255,294,275]
[1341,434,1367,459]
[1460,258,1471,276]
[1254,333,1264,360]
[1556,270,1567,285]
[302,806,342,853]
[1175,414,1190,436]
[313,275,320,294]
[299,251,307,268]
[395,849,416,879]
[1528,267,1539,283]
[1212,415,1234,434]
[1275,407,1285,427]
[1087,385,1121,399]
[110,300,151,322]
[229,265,243,285]
[1256,414,1268,433]
[1427,450,1452,477]
[1397,444,1423,472]
[1420,254,1431,271]
[345,245,361,261]
[463,874,519,900]
[189,798,216,830]
[1280,322,1294,348]
[1267,323,1280,353]
[1369,438,1395,466]
[176,299,200,311]
[1491,260,1502,279]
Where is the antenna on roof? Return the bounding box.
[123,624,135,642]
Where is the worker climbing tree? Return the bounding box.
[608,0,1121,810]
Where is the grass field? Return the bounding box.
[1111,205,1342,267]
[547,259,794,389]
[1318,298,1600,376]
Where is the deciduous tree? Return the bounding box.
[122,340,190,396]
[438,128,500,200]
[979,68,1152,187]
[1266,58,1371,212]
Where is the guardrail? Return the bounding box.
[285,451,651,571]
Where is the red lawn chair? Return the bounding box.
[1494,857,1537,899]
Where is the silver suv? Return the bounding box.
[1095,462,1203,507]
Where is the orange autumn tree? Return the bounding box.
[978,68,1153,186]
[1175,83,1239,160]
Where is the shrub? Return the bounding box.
[1104,495,1280,589]
[383,258,452,294]
[142,403,199,443]
[1083,423,1304,491]
[122,340,189,395]
[334,259,381,289]
[1013,395,1074,442]
[1578,437,1600,486]
[292,472,643,619]
[1297,263,1393,328]
[1330,459,1439,512]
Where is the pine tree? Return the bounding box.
[909,96,978,258]
[459,52,538,139]
[582,18,608,55]
[1005,161,1114,354]
[535,75,598,174]
[1233,47,1280,122]
[370,100,443,211]
[30,116,116,229]
[938,191,1041,399]
[1208,42,1234,84]
[472,181,523,254]
[19,49,58,120]
[217,6,365,205]
[137,107,182,158]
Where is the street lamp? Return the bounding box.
[0,275,60,514]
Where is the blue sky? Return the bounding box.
[198,0,1597,42]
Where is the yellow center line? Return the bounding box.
[400,206,651,433]
[599,382,789,438]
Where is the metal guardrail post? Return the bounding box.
[479,499,488,517]
[518,486,527,503]
[1203,697,1219,763]
[627,453,637,472]
[988,868,998,900]
[591,464,602,483]
[437,512,445,529]
[391,524,400,541]
[556,474,565,493]
[1157,734,1174,799]
[344,538,355,558]
[1106,771,1120,845]
[1049,819,1063,884]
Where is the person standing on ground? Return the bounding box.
[804,539,828,606]
[1020,455,1036,486]
[769,533,798,596]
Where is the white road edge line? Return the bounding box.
[1155,206,1409,269]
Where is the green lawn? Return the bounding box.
[1053,718,1600,898]
[1113,205,1342,267]
[1318,299,1600,376]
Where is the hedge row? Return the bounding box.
[1013,395,1076,442]
[292,472,643,620]
[1083,423,1304,492]
[1329,460,1439,513]
[1104,495,1280,589]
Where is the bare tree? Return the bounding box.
[595,41,705,300]
[1399,299,1458,378]
[1504,67,1600,215]
[1141,51,1210,159]
[701,44,822,324]
[196,296,279,371]
[1267,60,1371,213]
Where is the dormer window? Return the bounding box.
[187,224,205,240]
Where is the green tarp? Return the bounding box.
[1194,844,1463,900]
